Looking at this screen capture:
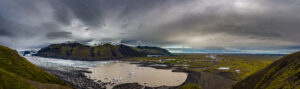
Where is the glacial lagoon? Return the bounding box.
[25,56,187,88]
[86,62,187,87]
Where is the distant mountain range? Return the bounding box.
[232,51,300,89]
[35,42,171,60]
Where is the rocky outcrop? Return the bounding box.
[112,83,145,89]
[43,68,105,89]
[181,71,235,89]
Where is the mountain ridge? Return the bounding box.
[35,42,171,60]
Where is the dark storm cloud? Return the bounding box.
[49,0,178,27]
[0,28,13,37]
[0,15,13,37]
[50,0,104,27]
[46,31,72,39]
[0,0,300,53]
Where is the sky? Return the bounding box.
[0,0,300,54]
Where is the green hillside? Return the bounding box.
[35,42,170,60]
[0,45,71,89]
[232,51,300,89]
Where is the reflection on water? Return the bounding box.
[86,62,187,87]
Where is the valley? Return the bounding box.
[24,52,282,89]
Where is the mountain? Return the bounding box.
[135,46,171,55]
[0,45,71,89]
[35,42,171,60]
[232,51,300,89]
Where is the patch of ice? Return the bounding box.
[24,56,114,70]
[218,67,230,70]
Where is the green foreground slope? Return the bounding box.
[0,45,70,89]
[232,51,300,89]
[0,68,35,89]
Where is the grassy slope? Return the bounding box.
[0,45,70,89]
[179,83,202,89]
[232,52,300,89]
[0,68,35,89]
[92,44,124,59]
[205,56,274,80]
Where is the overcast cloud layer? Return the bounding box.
[0,0,300,53]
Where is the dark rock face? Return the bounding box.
[43,68,105,89]
[35,42,171,60]
[232,51,300,89]
[181,71,235,89]
[118,44,144,57]
[112,83,145,89]
[136,46,171,55]
[112,83,172,89]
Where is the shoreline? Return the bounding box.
[117,61,236,89]
[42,67,105,89]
